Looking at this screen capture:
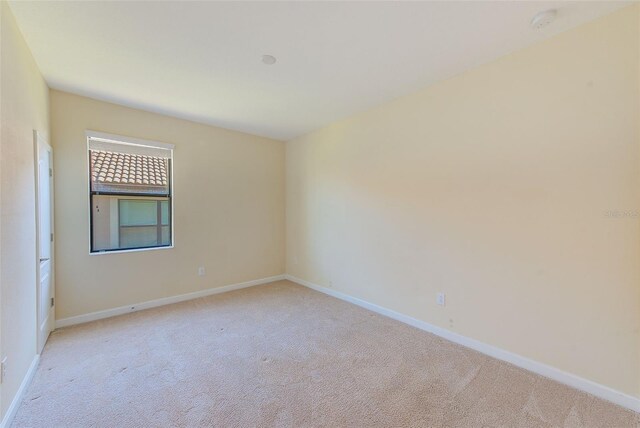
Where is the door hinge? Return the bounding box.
[50,233,54,242]
[49,168,52,177]
[1,357,6,384]
[51,297,54,307]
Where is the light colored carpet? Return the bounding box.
[12,280,640,427]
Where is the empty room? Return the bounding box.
[1,0,639,426]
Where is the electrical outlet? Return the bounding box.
[1,357,7,384]
[198,267,205,276]
[436,292,446,306]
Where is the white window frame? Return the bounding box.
[86,130,175,255]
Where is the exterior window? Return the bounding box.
[88,132,174,253]
[119,199,170,248]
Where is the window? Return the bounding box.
[119,199,170,248]
[88,131,174,253]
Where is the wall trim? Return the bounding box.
[284,274,640,413]
[0,355,40,428]
[55,274,286,328]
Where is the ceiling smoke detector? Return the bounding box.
[262,55,277,65]
[531,9,557,30]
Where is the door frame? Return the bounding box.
[34,130,54,353]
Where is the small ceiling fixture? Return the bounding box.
[531,9,557,30]
[262,55,277,65]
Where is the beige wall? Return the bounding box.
[0,1,50,419]
[51,91,285,320]
[92,195,117,251]
[286,5,640,398]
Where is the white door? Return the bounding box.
[36,131,54,352]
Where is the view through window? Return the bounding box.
[88,133,174,253]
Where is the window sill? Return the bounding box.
[89,245,174,256]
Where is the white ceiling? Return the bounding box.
[9,1,631,141]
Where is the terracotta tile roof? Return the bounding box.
[90,150,169,189]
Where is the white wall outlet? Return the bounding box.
[198,267,205,276]
[436,292,446,306]
[1,357,7,384]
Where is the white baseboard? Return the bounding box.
[284,274,640,413]
[56,274,286,328]
[0,354,40,428]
